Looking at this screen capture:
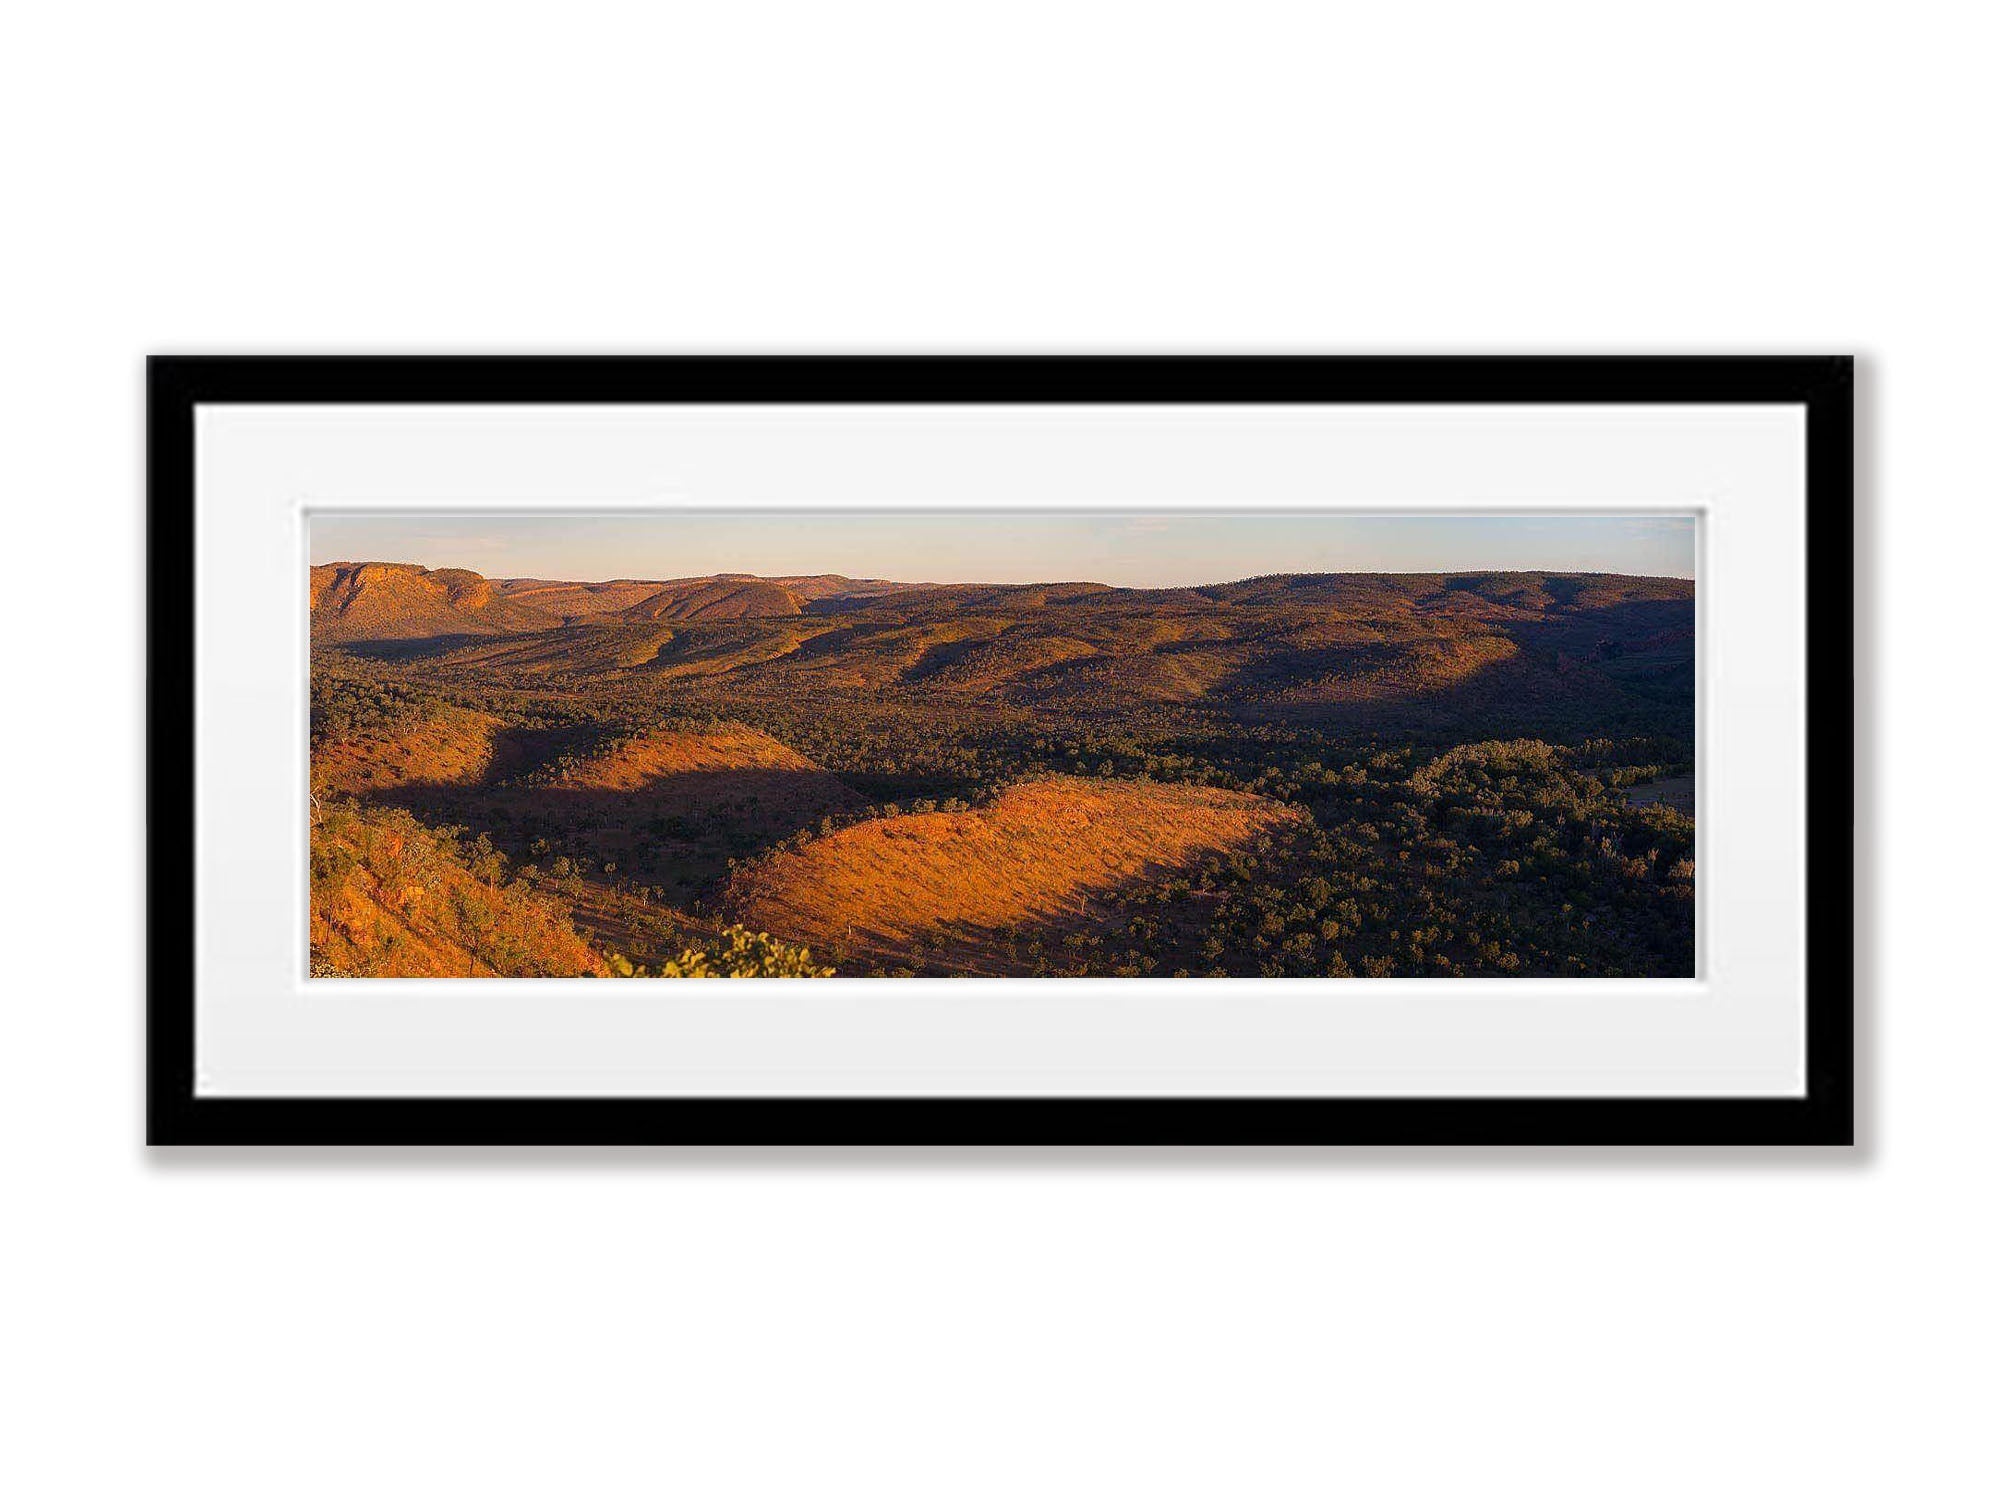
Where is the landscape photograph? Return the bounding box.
[309,512,1697,980]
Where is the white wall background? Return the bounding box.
[0,4,1987,1496]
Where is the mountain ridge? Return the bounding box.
[312,562,1692,724]
[313,562,1693,638]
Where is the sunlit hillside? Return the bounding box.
[310,803,608,977]
[727,776,1306,974]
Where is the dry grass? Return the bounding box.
[727,775,1305,966]
[548,725,865,829]
[493,578,669,619]
[555,725,832,790]
[641,623,830,680]
[310,806,607,978]
[312,706,506,795]
[1270,632,1522,706]
[622,578,804,622]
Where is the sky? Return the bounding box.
[309,512,1697,587]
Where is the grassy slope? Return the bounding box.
[554,724,827,789]
[312,705,506,795]
[308,718,867,974]
[727,775,1306,971]
[310,804,608,978]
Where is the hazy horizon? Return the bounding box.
[311,512,1697,587]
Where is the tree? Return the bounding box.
[609,925,835,979]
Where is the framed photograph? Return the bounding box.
[149,356,1853,1145]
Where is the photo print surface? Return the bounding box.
[308,511,1698,981]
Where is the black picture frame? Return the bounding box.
[148,355,1854,1147]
